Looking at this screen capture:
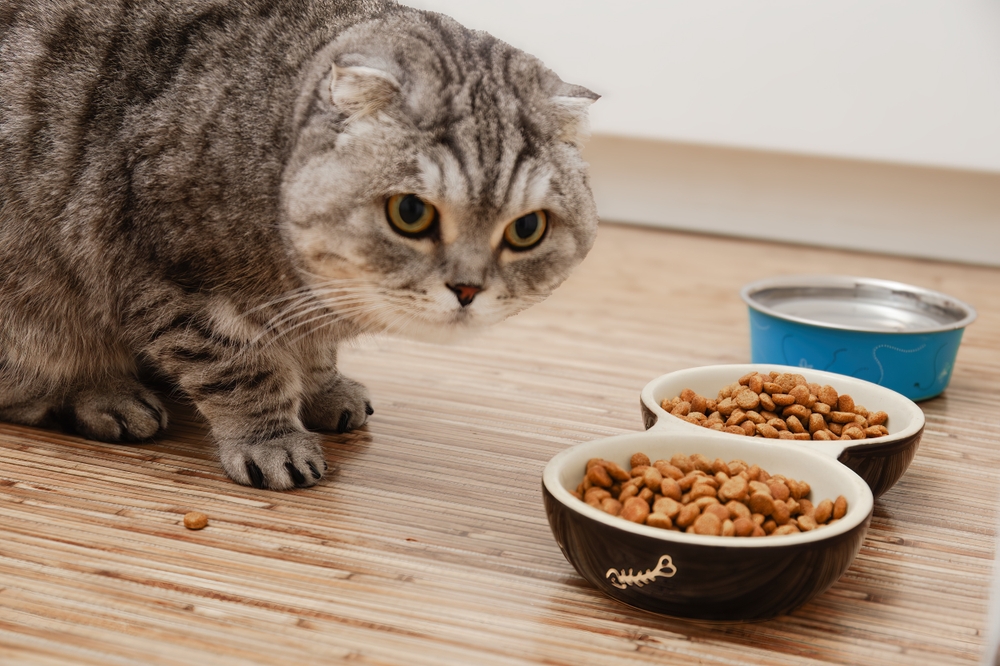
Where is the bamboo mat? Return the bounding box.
[2,222,999,665]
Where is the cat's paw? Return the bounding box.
[70,380,168,442]
[218,431,327,490]
[302,374,373,433]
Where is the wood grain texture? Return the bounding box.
[1,222,998,665]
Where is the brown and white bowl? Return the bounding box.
[541,364,923,620]
[542,430,874,621]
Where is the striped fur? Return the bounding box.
[0,0,600,489]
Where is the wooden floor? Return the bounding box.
[2,222,998,665]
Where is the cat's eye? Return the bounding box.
[386,194,437,237]
[503,211,548,250]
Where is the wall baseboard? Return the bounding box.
[582,135,1000,267]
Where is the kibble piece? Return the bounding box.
[725,409,747,427]
[690,482,719,500]
[703,503,730,521]
[653,497,682,519]
[660,477,682,501]
[671,401,691,417]
[783,404,811,420]
[788,385,811,405]
[726,500,752,520]
[642,466,664,491]
[692,512,723,536]
[814,499,834,524]
[600,497,623,516]
[868,411,889,426]
[808,413,827,434]
[646,513,674,529]
[584,487,611,504]
[718,476,749,502]
[785,415,806,434]
[771,500,791,525]
[690,453,714,473]
[586,464,613,488]
[830,411,857,424]
[735,389,761,411]
[762,381,783,394]
[833,495,848,519]
[618,484,639,502]
[654,460,684,480]
[716,397,737,417]
[748,492,775,516]
[183,512,209,530]
[630,452,651,468]
[766,417,788,431]
[603,461,631,482]
[767,479,790,501]
[797,515,818,531]
[620,497,651,524]
[694,495,721,510]
[732,516,755,537]
[670,454,694,474]
[771,393,796,406]
[675,503,701,528]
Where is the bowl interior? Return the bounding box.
[544,429,874,548]
[640,364,924,455]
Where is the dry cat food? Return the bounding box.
[660,371,889,442]
[572,452,847,537]
[183,511,209,530]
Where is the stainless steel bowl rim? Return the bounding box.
[741,274,977,334]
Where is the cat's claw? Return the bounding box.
[69,380,168,442]
[302,374,372,433]
[220,431,327,490]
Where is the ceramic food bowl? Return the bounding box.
[741,275,976,401]
[639,364,924,498]
[542,430,874,621]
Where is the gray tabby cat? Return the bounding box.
[0,0,599,489]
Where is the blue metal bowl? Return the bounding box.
[741,276,976,401]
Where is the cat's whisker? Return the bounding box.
[258,300,394,351]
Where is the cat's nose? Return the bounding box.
[447,283,483,307]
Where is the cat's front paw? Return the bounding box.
[218,431,327,490]
[302,374,373,433]
[70,379,168,442]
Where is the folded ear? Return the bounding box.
[552,84,600,147]
[329,63,400,122]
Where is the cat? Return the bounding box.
[0,0,600,489]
